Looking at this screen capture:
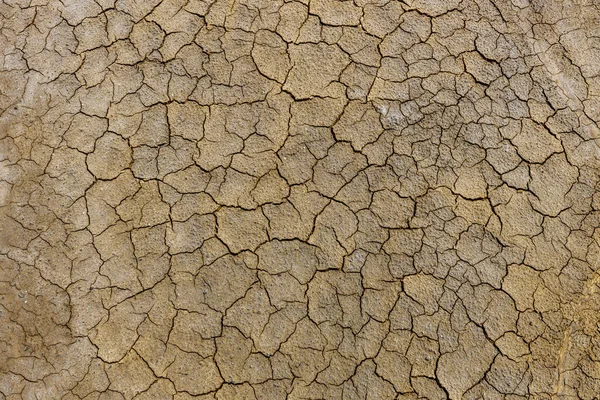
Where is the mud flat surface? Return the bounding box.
[2,0,600,398]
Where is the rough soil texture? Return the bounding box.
[2,0,600,398]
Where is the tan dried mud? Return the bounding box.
[2,0,600,399]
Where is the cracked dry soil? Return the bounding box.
[3,0,600,398]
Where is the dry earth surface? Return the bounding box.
[2,0,600,398]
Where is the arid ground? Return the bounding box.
[1,0,600,398]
